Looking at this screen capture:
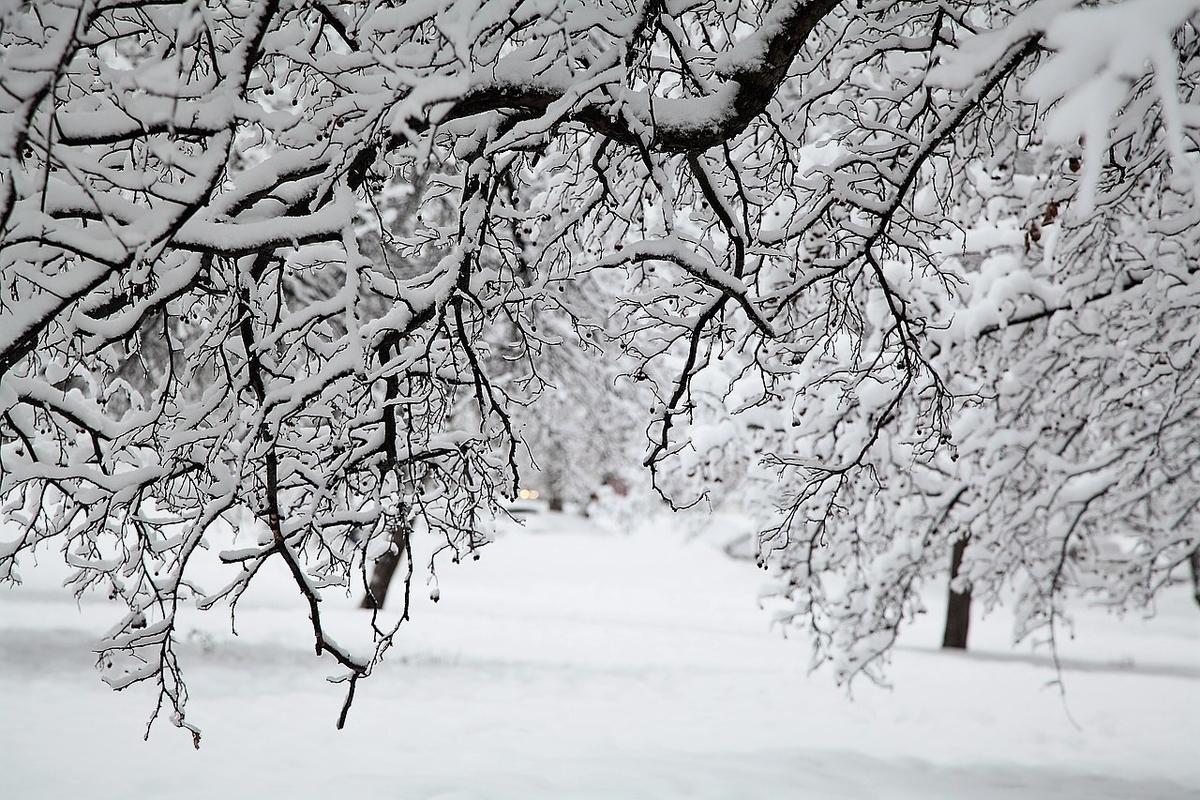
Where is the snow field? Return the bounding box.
[1,512,1198,799]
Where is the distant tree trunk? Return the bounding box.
[546,462,565,511]
[942,535,972,650]
[1190,546,1200,609]
[361,515,410,610]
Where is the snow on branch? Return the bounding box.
[5,0,1200,738]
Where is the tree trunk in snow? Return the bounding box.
[361,517,410,610]
[1190,546,1200,609]
[942,536,972,650]
[545,461,565,512]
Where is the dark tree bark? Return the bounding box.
[1189,546,1200,609]
[361,516,410,610]
[942,535,972,650]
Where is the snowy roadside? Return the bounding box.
[2,513,1198,799]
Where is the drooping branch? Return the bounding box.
[409,0,845,154]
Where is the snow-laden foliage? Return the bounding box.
[2,0,1199,736]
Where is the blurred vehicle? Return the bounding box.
[506,488,549,518]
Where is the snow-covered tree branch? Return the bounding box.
[4,0,1200,738]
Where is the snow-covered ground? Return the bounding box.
[2,512,1198,799]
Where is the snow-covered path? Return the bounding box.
[2,513,1198,798]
